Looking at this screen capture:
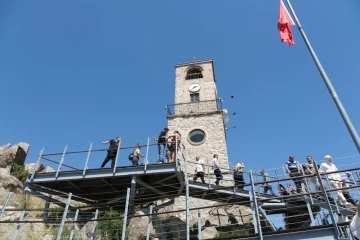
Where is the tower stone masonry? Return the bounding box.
[167,59,232,185]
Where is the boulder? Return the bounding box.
[202,227,218,239]
[42,166,55,173]
[77,218,97,240]
[14,143,30,165]
[149,197,252,239]
[25,163,45,174]
[0,173,24,193]
[128,211,153,240]
[25,163,55,174]
[0,142,30,175]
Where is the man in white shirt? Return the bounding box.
[350,202,360,239]
[193,156,206,184]
[233,162,245,190]
[319,155,351,206]
[212,154,223,185]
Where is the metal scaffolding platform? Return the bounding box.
[26,163,182,206]
[18,146,359,240]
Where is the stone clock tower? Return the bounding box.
[167,59,230,183]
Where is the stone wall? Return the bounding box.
[174,60,217,105]
[168,112,232,185]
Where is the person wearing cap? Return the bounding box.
[155,127,169,163]
[319,155,351,207]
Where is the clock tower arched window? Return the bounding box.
[185,68,203,80]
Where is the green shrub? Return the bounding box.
[10,163,29,183]
[97,208,128,240]
[217,228,251,238]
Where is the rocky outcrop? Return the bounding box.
[0,143,30,174]
[0,142,30,192]
[25,163,55,174]
[0,174,24,193]
[127,211,154,239]
[125,197,252,240]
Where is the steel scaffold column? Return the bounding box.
[29,148,44,181]
[146,205,153,240]
[113,139,122,174]
[249,170,263,240]
[82,143,93,177]
[207,158,211,189]
[184,148,190,240]
[258,207,276,232]
[90,209,99,240]
[144,137,150,171]
[0,192,12,217]
[56,192,72,240]
[42,200,50,220]
[12,210,26,240]
[301,183,315,226]
[122,188,131,240]
[197,198,202,239]
[129,176,137,214]
[55,145,68,179]
[69,209,79,240]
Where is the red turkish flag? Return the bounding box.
[278,0,295,46]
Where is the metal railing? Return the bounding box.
[166,99,222,117]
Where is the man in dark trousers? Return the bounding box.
[101,137,121,168]
[155,127,169,163]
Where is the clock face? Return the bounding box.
[188,83,200,93]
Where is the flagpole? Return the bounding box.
[285,0,360,154]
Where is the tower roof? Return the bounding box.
[175,59,213,67]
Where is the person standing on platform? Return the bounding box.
[131,144,145,166]
[319,155,351,207]
[285,155,303,193]
[304,156,321,192]
[193,156,206,184]
[154,127,169,163]
[341,172,357,206]
[233,162,245,190]
[260,169,276,195]
[101,137,121,168]
[212,154,223,186]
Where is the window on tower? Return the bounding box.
[190,93,200,103]
[186,68,203,80]
[188,129,206,145]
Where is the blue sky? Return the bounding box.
[1,0,360,175]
